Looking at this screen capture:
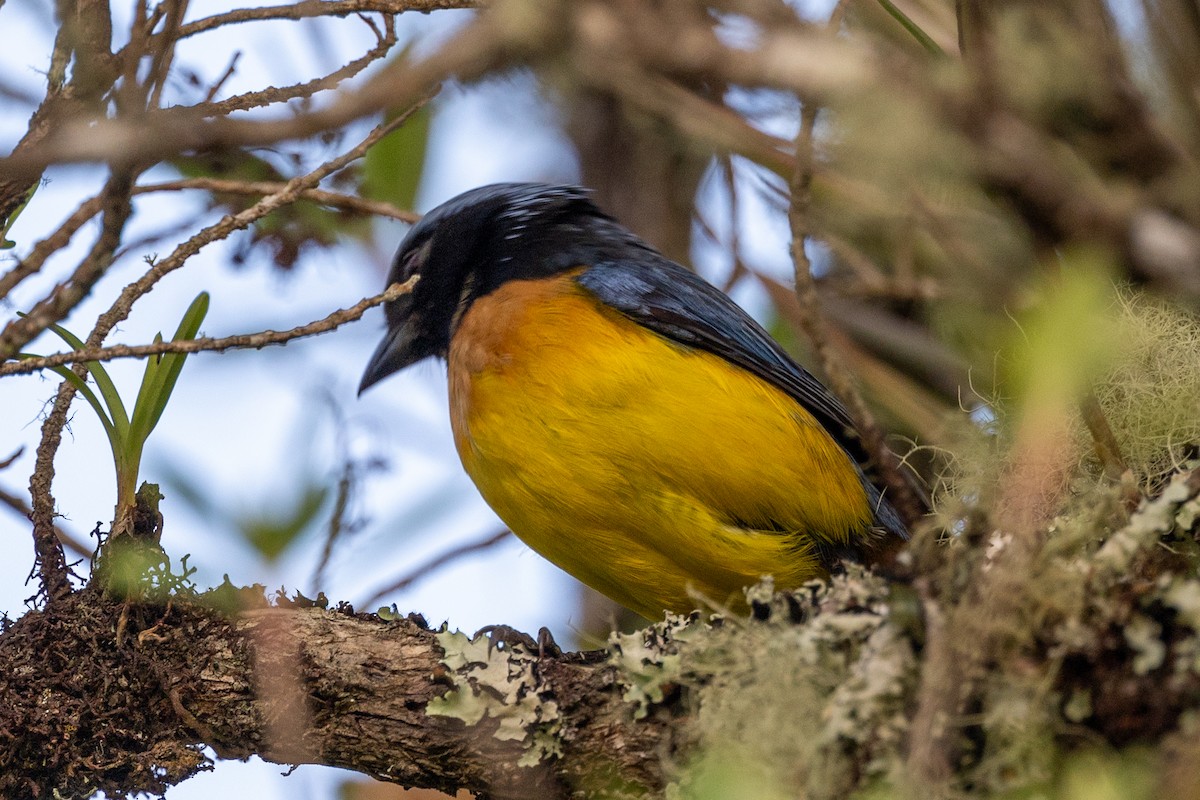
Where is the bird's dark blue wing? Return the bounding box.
[575,258,907,541]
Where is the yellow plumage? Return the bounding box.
[448,273,873,618]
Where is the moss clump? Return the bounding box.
[611,570,917,800]
[1088,290,1200,490]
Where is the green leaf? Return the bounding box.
[361,104,431,212]
[18,355,117,444]
[130,331,164,442]
[129,292,210,444]
[170,150,287,184]
[242,484,330,561]
[34,316,130,437]
[1,181,38,250]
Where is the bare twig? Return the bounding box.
[0,10,510,180]
[135,179,418,222]
[904,576,957,792]
[311,459,355,594]
[0,192,104,303]
[0,173,133,361]
[0,3,878,187]
[784,7,927,526]
[0,484,92,559]
[168,0,475,42]
[204,53,243,103]
[184,13,398,118]
[146,0,189,110]
[583,69,795,177]
[785,92,867,442]
[88,100,429,348]
[357,528,512,608]
[0,279,415,378]
[1080,390,1130,484]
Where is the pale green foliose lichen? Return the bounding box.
[426,629,562,765]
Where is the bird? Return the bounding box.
[359,183,907,619]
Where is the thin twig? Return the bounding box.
[786,91,869,419]
[146,0,189,110]
[904,576,957,791]
[168,0,474,42]
[89,99,430,348]
[358,529,512,609]
[1,280,415,378]
[0,192,104,303]
[1079,390,1130,483]
[0,483,92,558]
[312,458,355,594]
[0,173,133,361]
[204,53,242,103]
[0,15,509,181]
[135,179,418,222]
[184,13,397,118]
[784,3,927,528]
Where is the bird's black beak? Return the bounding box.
[358,316,422,395]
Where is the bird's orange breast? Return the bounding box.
[447,271,874,618]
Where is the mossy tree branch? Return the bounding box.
[0,589,675,799]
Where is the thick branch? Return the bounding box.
[0,590,674,799]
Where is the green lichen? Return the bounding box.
[609,612,697,719]
[426,629,562,763]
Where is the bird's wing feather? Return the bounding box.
[575,259,859,453]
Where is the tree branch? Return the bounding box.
[136,178,419,222]
[0,589,673,799]
[1,279,415,378]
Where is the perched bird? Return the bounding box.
[360,183,907,618]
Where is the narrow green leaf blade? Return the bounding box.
[18,354,118,444]
[134,292,210,438]
[31,316,131,435]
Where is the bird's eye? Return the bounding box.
[399,238,433,280]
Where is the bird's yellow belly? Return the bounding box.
[447,274,872,618]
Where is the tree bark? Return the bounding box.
[0,589,677,799]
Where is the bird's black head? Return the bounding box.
[358,182,653,393]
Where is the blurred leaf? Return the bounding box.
[0,181,38,250]
[242,483,329,560]
[1007,250,1120,419]
[172,150,288,185]
[1057,748,1157,800]
[164,459,332,562]
[360,104,431,213]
